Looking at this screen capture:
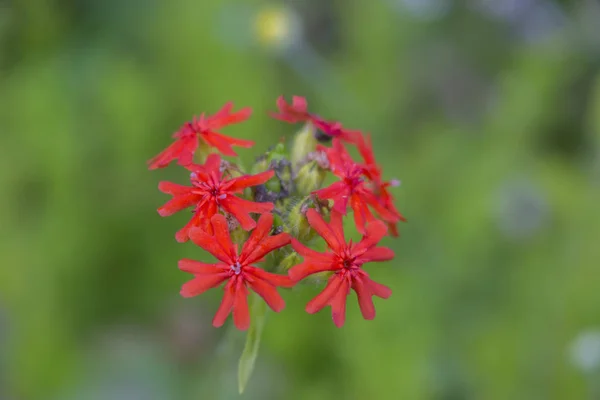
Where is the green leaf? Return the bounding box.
[237,292,268,394]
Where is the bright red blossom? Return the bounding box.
[313,139,400,235]
[180,213,292,330]
[288,209,394,327]
[356,134,406,236]
[270,95,360,143]
[148,102,254,169]
[158,153,274,242]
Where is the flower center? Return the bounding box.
[231,262,242,275]
[342,256,358,270]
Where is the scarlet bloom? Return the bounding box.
[180,213,293,330]
[289,209,393,327]
[158,154,274,242]
[313,139,400,234]
[356,134,406,236]
[270,95,360,143]
[148,102,254,169]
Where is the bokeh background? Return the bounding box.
[2,0,600,399]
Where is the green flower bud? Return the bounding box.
[251,142,288,174]
[294,160,326,196]
[279,251,301,272]
[290,123,318,171]
[284,198,316,242]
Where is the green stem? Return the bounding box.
[237,292,268,394]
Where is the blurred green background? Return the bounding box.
[2,0,600,399]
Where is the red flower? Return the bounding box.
[158,154,274,242]
[288,209,393,327]
[356,134,406,236]
[313,139,400,234]
[270,95,360,143]
[148,102,254,169]
[180,213,293,330]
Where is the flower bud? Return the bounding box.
[279,251,301,272]
[285,198,317,242]
[290,123,318,171]
[294,160,326,196]
[251,142,288,174]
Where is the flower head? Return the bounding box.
[158,154,274,242]
[288,209,393,327]
[356,134,406,236]
[180,213,292,330]
[313,139,400,234]
[270,96,360,143]
[148,102,254,169]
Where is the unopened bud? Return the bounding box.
[285,198,317,242]
[290,123,318,171]
[294,160,326,196]
[251,142,288,174]
[279,252,301,272]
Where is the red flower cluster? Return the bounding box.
[149,97,404,330]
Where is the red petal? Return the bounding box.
[357,247,395,263]
[314,181,347,202]
[338,128,361,144]
[202,153,222,174]
[188,227,232,264]
[207,103,252,129]
[270,96,310,123]
[248,267,295,288]
[210,214,235,259]
[175,201,218,242]
[158,181,193,195]
[233,280,250,330]
[349,194,371,235]
[178,259,226,274]
[330,277,350,328]
[305,209,342,252]
[329,210,345,243]
[290,96,308,113]
[157,193,200,217]
[148,137,197,170]
[352,220,388,255]
[288,261,337,282]
[223,170,275,192]
[246,276,285,312]
[305,274,344,314]
[291,238,335,263]
[352,274,375,320]
[175,213,201,243]
[180,273,229,297]
[201,131,238,156]
[361,190,401,223]
[211,131,255,148]
[201,131,254,156]
[240,213,273,256]
[213,280,235,327]
[357,133,376,166]
[243,233,291,265]
[365,276,392,299]
[220,196,273,231]
[209,102,233,121]
[388,222,399,237]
